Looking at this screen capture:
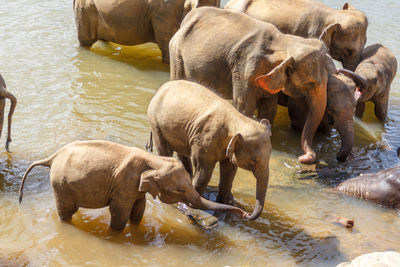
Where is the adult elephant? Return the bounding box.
[0,74,17,152]
[73,0,220,63]
[170,7,329,164]
[225,0,368,71]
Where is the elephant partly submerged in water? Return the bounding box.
[170,7,329,164]
[19,140,247,230]
[73,0,220,63]
[225,0,368,71]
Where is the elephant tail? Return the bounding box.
[19,157,53,204]
[145,131,153,152]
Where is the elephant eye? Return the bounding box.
[177,188,186,193]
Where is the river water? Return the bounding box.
[0,0,399,266]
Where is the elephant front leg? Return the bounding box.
[232,82,257,118]
[109,199,131,231]
[373,92,389,121]
[192,159,216,195]
[216,159,238,205]
[355,102,365,118]
[130,197,146,223]
[178,154,193,177]
[257,96,278,124]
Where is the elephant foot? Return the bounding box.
[298,153,316,164]
[216,192,234,205]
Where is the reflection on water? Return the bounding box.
[0,0,400,266]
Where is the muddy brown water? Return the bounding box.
[0,0,399,266]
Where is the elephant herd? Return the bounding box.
[10,0,399,231]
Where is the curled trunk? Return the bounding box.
[245,171,269,220]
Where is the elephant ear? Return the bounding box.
[139,170,161,199]
[319,23,341,50]
[343,3,356,10]
[226,133,244,161]
[260,119,272,136]
[255,57,294,95]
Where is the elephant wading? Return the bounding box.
[338,44,397,122]
[19,140,247,230]
[147,80,272,221]
[73,0,220,63]
[284,54,366,162]
[225,0,368,71]
[0,74,17,152]
[170,7,329,164]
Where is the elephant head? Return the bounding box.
[256,40,328,164]
[139,159,248,217]
[226,119,271,220]
[0,74,17,152]
[319,3,368,71]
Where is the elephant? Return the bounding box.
[334,166,400,210]
[169,7,329,164]
[338,44,397,122]
[283,54,367,162]
[73,0,220,63]
[0,74,17,152]
[224,0,368,71]
[147,80,272,221]
[19,140,247,230]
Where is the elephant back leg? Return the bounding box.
[74,2,98,47]
[130,197,146,223]
[151,126,173,157]
[52,185,78,221]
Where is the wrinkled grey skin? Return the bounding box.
[335,166,400,210]
[225,0,368,71]
[73,0,220,63]
[19,140,247,230]
[170,7,329,164]
[0,74,17,152]
[339,44,397,121]
[285,55,360,162]
[147,80,272,220]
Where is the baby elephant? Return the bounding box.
[0,74,17,152]
[147,80,272,221]
[19,140,247,230]
[339,44,397,121]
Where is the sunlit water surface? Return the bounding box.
[0,0,399,266]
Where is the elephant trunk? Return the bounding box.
[1,91,17,152]
[245,170,269,220]
[189,193,248,218]
[299,77,328,164]
[337,69,367,93]
[334,112,354,162]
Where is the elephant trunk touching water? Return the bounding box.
[334,111,354,162]
[0,74,17,152]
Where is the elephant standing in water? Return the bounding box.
[225,0,368,71]
[338,44,397,121]
[147,80,272,220]
[0,74,17,152]
[284,54,366,162]
[73,0,220,63]
[19,141,247,230]
[170,7,329,164]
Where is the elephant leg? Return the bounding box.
[151,20,174,64]
[109,199,131,231]
[130,197,146,223]
[74,4,98,47]
[192,153,216,194]
[151,127,173,157]
[373,92,389,121]
[178,154,193,177]
[232,80,257,117]
[257,96,278,124]
[53,188,78,221]
[216,159,238,205]
[355,102,365,119]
